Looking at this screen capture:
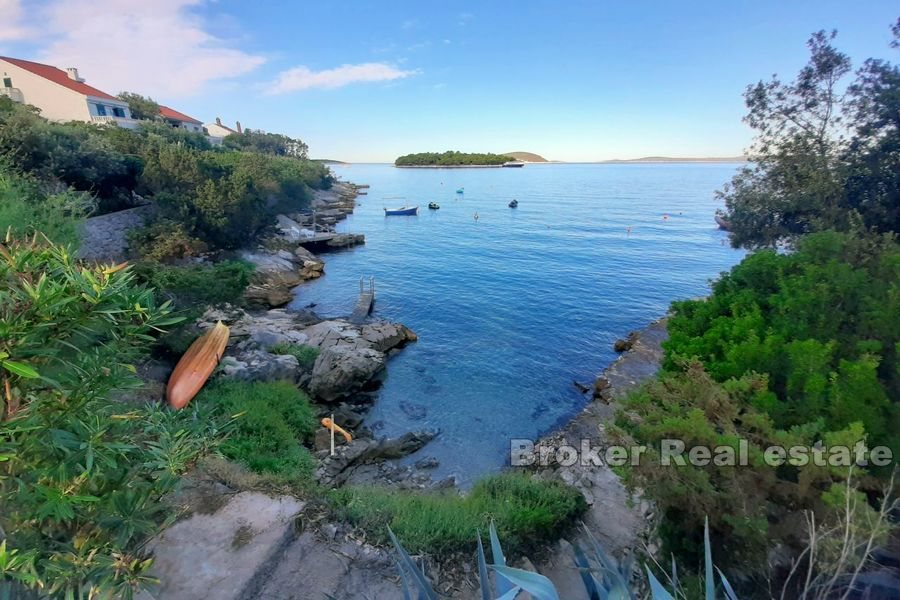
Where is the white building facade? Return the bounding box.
[0,56,136,128]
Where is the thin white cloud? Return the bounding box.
[25,0,265,98]
[0,0,31,42]
[266,62,418,94]
[401,18,418,30]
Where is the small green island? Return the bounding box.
[395,150,518,167]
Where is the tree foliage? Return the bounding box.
[116,92,161,122]
[721,22,900,248]
[222,130,309,159]
[395,151,516,166]
[0,97,333,256]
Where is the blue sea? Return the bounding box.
[289,163,745,485]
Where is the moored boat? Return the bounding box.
[428,202,440,210]
[385,205,419,216]
[456,187,464,194]
[508,199,518,208]
[502,161,525,168]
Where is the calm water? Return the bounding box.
[289,163,744,485]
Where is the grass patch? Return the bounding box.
[271,342,320,368]
[330,473,587,557]
[0,166,87,248]
[197,380,318,482]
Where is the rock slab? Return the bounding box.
[137,492,304,600]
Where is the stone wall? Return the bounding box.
[77,204,155,263]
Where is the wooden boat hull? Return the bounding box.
[384,206,419,216]
[166,321,229,410]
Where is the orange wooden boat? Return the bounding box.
[166,321,229,409]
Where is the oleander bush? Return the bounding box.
[0,235,230,599]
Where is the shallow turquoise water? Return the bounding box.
[289,163,745,484]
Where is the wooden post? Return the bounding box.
[330,413,335,456]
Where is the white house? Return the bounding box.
[205,116,243,138]
[159,105,204,133]
[0,56,136,127]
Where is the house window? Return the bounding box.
[95,104,107,116]
[2,77,11,89]
[112,107,126,118]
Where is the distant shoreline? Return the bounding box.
[394,164,509,169]
[339,158,748,166]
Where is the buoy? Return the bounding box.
[474,212,479,221]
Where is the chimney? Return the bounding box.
[215,117,222,125]
[236,120,242,134]
[65,68,83,82]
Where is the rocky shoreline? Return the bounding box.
[529,318,668,594]
[139,175,674,599]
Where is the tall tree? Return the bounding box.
[117,91,161,121]
[720,22,900,248]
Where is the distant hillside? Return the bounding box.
[504,151,548,162]
[313,159,349,165]
[598,156,747,164]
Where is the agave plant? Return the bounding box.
[389,517,738,600]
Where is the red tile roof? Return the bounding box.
[0,56,120,101]
[159,105,202,124]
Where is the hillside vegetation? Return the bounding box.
[395,150,515,166]
[0,96,332,260]
[614,23,900,595]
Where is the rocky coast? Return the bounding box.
[138,176,674,599]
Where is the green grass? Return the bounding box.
[0,167,85,248]
[197,380,318,482]
[330,473,587,557]
[271,342,320,368]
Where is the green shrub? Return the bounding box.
[133,260,254,307]
[128,219,208,262]
[0,166,88,248]
[330,473,586,557]
[196,380,317,482]
[271,343,320,368]
[664,231,900,452]
[0,235,225,599]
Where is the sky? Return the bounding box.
[0,1,897,162]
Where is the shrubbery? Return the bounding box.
[195,380,318,482]
[133,260,254,308]
[0,166,89,248]
[0,235,228,598]
[0,97,333,258]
